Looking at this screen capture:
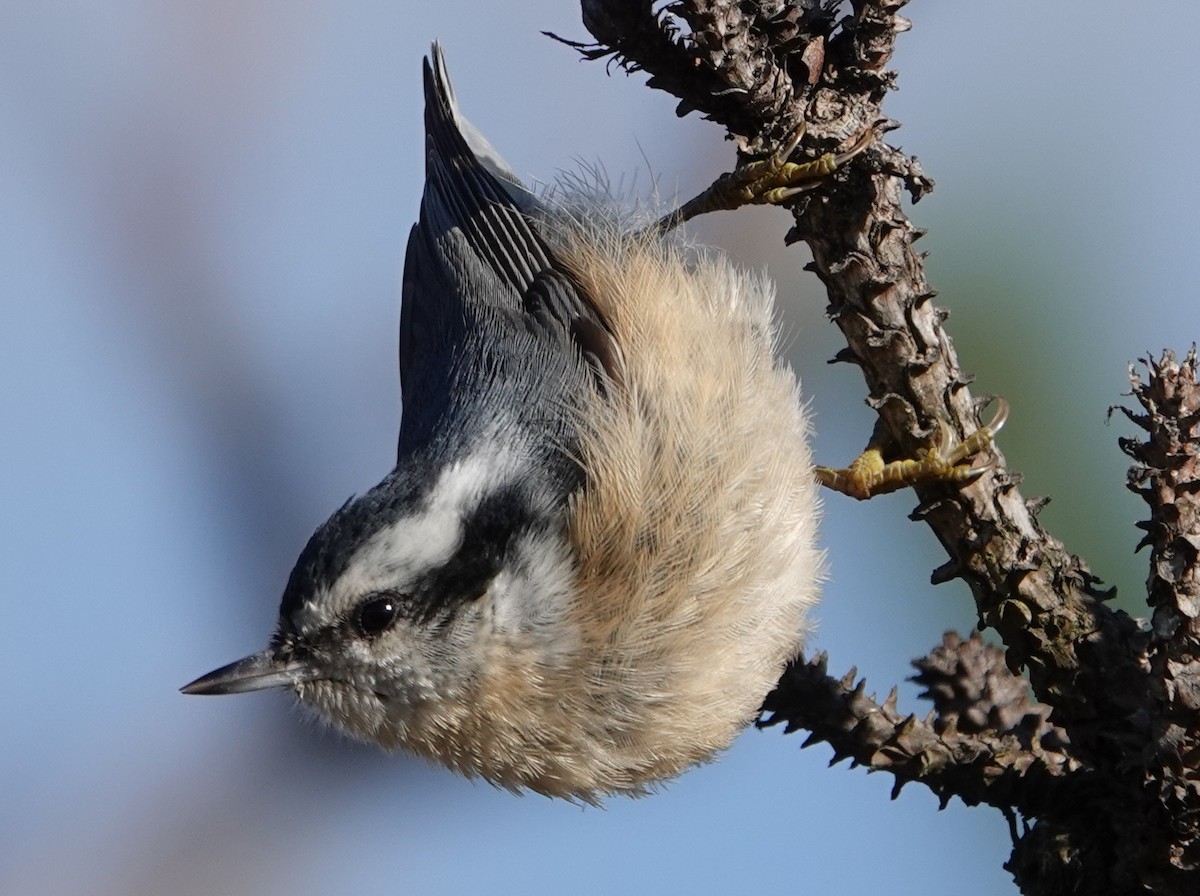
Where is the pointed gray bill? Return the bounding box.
[180,650,315,696]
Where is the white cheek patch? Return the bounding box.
[483,528,580,661]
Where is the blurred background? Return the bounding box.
[5,2,1198,894]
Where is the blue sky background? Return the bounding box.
[5,3,1199,894]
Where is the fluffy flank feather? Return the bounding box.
[554,223,824,795]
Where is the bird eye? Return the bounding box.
[353,593,401,638]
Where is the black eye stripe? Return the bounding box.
[288,483,552,640]
[411,483,537,621]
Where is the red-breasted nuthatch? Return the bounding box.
[183,45,998,801]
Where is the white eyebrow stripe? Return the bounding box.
[336,445,516,599]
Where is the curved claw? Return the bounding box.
[986,396,1009,435]
[945,397,1009,465]
[829,123,880,168]
[772,121,808,167]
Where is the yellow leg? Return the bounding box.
[652,123,878,234]
[816,399,1008,501]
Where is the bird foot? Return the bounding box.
[816,399,1008,501]
[652,122,879,234]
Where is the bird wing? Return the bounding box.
[398,44,613,459]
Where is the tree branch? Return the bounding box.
[1120,348,1200,878]
[759,636,1080,816]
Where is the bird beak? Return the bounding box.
[180,648,315,696]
